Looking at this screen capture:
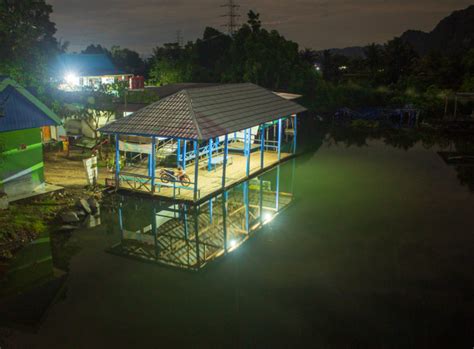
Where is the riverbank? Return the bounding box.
[0,148,109,262]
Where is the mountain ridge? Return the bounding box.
[318,5,474,57]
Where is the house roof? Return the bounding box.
[100,83,307,140]
[0,77,61,132]
[56,54,128,77]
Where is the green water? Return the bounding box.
[1,125,474,348]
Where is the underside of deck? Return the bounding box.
[108,185,294,270]
[116,150,292,202]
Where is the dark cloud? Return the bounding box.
[48,0,473,55]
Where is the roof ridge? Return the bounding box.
[184,89,203,140]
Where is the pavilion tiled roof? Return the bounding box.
[100,83,307,140]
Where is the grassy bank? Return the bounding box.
[0,192,75,259]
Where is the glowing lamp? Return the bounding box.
[262,211,273,223]
[64,72,79,86]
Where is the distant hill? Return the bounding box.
[400,5,474,55]
[319,5,474,57]
[324,46,366,58]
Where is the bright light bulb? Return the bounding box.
[229,239,237,248]
[65,72,78,85]
[263,211,273,223]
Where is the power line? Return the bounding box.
[221,0,240,35]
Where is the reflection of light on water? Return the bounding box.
[229,239,237,248]
[263,211,274,224]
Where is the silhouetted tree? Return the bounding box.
[382,37,418,84]
[0,0,62,88]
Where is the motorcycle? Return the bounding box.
[159,168,191,187]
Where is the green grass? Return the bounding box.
[0,197,62,242]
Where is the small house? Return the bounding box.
[55,53,133,91]
[0,77,62,201]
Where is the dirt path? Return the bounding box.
[44,150,110,188]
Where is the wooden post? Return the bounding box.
[151,136,156,192]
[222,134,228,189]
[277,118,282,161]
[193,140,199,201]
[293,114,298,154]
[115,134,120,189]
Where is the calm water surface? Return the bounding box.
[1,126,473,348]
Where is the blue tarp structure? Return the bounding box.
[334,106,420,127]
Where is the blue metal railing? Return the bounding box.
[177,142,224,166]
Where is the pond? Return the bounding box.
[1,124,473,348]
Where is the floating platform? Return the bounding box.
[109,150,293,203]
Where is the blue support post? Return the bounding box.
[209,199,213,224]
[208,138,213,171]
[183,205,189,240]
[245,128,250,177]
[260,124,265,169]
[277,118,282,161]
[193,140,199,201]
[183,140,187,170]
[115,134,120,189]
[244,181,249,233]
[152,206,158,257]
[222,192,228,253]
[194,207,200,268]
[293,114,298,154]
[275,165,281,211]
[259,177,263,225]
[151,136,156,192]
[222,134,228,189]
[177,139,181,167]
[118,201,124,240]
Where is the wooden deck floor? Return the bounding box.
[118,150,291,201]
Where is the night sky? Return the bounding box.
[48,0,473,55]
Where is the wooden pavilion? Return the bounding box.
[99,83,306,202]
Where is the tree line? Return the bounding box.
[1,1,473,118]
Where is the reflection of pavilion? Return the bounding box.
[108,162,295,270]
